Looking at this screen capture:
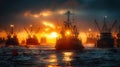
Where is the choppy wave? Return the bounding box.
[0,48,120,67]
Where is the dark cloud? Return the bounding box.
[0,0,120,29]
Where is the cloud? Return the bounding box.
[0,0,120,30]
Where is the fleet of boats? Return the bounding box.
[0,11,120,50]
[0,10,120,67]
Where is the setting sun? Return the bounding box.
[51,32,58,38]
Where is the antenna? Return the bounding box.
[64,11,74,28]
[67,11,70,23]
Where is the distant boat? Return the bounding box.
[55,11,84,51]
[85,29,97,46]
[5,25,19,47]
[94,16,117,48]
[24,25,40,47]
[26,35,40,45]
[86,37,97,45]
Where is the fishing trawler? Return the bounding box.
[55,11,84,51]
[94,16,117,48]
[5,25,19,47]
[24,25,40,47]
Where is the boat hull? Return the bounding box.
[96,33,115,48]
[55,38,84,51]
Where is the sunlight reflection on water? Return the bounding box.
[1,48,120,67]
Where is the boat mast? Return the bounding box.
[102,16,108,33]
[10,24,14,35]
[65,10,72,29]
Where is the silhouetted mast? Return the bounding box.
[10,24,14,34]
[65,11,72,28]
[102,16,108,33]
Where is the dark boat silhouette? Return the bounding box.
[40,37,47,44]
[26,35,39,45]
[0,37,5,45]
[5,25,19,46]
[94,16,117,48]
[24,25,40,46]
[55,11,84,51]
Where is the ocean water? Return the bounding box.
[0,48,120,67]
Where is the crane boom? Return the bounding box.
[24,27,31,36]
[109,20,117,32]
[94,20,101,32]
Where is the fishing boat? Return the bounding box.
[55,11,84,51]
[5,25,19,47]
[94,16,117,48]
[24,25,40,47]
